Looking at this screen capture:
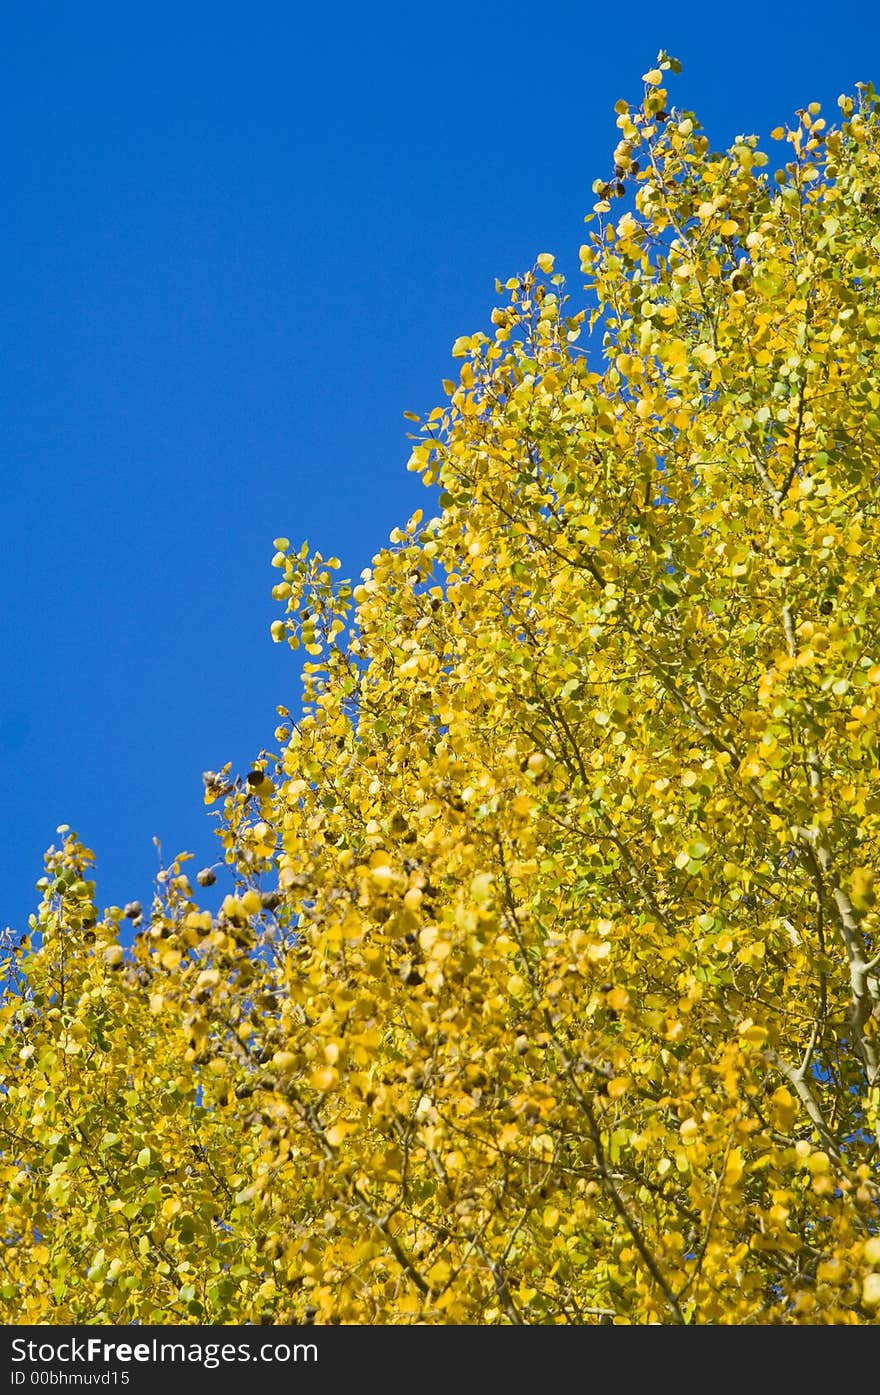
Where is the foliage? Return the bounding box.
[4,56,880,1324]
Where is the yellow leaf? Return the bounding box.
[325,1121,353,1148]
[427,1259,451,1288]
[470,872,493,903]
[310,1066,339,1091]
[805,1150,830,1174]
[738,1021,767,1045]
[864,1237,880,1264]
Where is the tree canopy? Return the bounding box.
[4,56,880,1324]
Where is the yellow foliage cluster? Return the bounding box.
[3,56,880,1323]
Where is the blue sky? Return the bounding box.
[3,1,879,932]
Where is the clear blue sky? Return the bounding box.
[3,1,879,932]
